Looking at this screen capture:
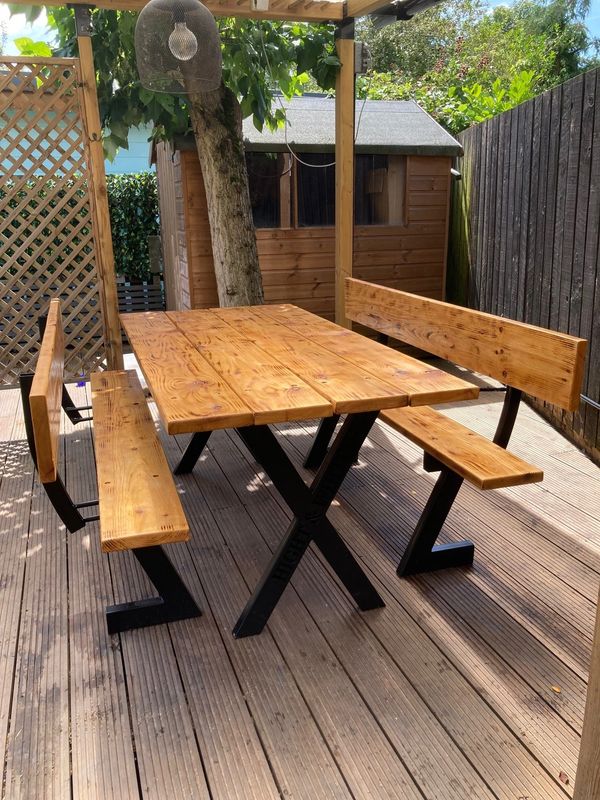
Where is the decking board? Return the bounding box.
[223,421,582,796]
[0,383,598,799]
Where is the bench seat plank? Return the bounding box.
[380,406,544,490]
[91,370,190,553]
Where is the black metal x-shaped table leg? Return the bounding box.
[232,410,385,638]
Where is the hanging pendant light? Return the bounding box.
[135,0,222,94]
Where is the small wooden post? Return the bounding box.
[75,7,124,370]
[279,153,292,229]
[574,587,600,799]
[334,21,355,328]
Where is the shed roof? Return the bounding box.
[240,95,462,157]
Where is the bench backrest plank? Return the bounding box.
[29,299,64,483]
[91,369,190,552]
[345,278,587,411]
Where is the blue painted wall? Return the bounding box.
[105,125,155,174]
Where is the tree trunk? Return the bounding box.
[189,84,264,307]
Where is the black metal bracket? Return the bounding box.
[173,431,211,474]
[19,373,88,533]
[335,19,355,39]
[106,546,201,634]
[232,412,384,639]
[397,386,523,577]
[71,4,95,36]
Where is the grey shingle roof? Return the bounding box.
[241,95,462,156]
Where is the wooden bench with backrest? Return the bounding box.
[342,278,587,577]
[19,299,201,633]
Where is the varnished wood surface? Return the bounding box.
[0,382,598,799]
[90,370,190,551]
[259,304,480,406]
[381,405,544,489]
[346,277,587,411]
[7,0,344,22]
[120,312,254,434]
[123,306,477,434]
[29,298,64,483]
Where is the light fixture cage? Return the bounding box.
[135,0,222,94]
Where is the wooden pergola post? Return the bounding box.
[334,20,355,328]
[574,587,600,799]
[74,6,124,370]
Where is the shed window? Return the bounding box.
[245,151,407,229]
[296,153,335,227]
[246,152,281,228]
[355,154,406,225]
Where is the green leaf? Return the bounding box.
[13,37,53,57]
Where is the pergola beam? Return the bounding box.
[8,0,344,22]
[347,0,443,22]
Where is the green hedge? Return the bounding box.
[106,172,159,280]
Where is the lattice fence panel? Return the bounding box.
[1,57,106,386]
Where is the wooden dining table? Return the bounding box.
[121,303,479,638]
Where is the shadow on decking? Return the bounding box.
[0,392,598,799]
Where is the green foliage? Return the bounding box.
[11,5,339,158]
[12,36,52,57]
[106,173,159,280]
[355,0,598,133]
[358,69,538,134]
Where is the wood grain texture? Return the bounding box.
[334,35,355,328]
[346,277,587,410]
[29,298,64,483]
[76,40,123,370]
[381,405,543,489]
[7,0,345,21]
[121,312,254,433]
[91,369,190,551]
[211,306,410,414]
[171,311,333,424]
[258,304,479,406]
[451,68,600,465]
[0,58,109,386]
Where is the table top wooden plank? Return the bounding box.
[120,313,254,434]
[168,311,333,424]
[211,307,410,414]
[123,304,479,434]
[251,305,479,406]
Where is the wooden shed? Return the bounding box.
[155,96,462,316]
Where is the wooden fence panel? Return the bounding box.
[450,67,600,464]
[1,57,107,386]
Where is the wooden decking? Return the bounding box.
[0,378,598,799]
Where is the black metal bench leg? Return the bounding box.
[397,469,474,577]
[304,414,340,469]
[174,431,211,474]
[106,545,201,634]
[233,412,384,639]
